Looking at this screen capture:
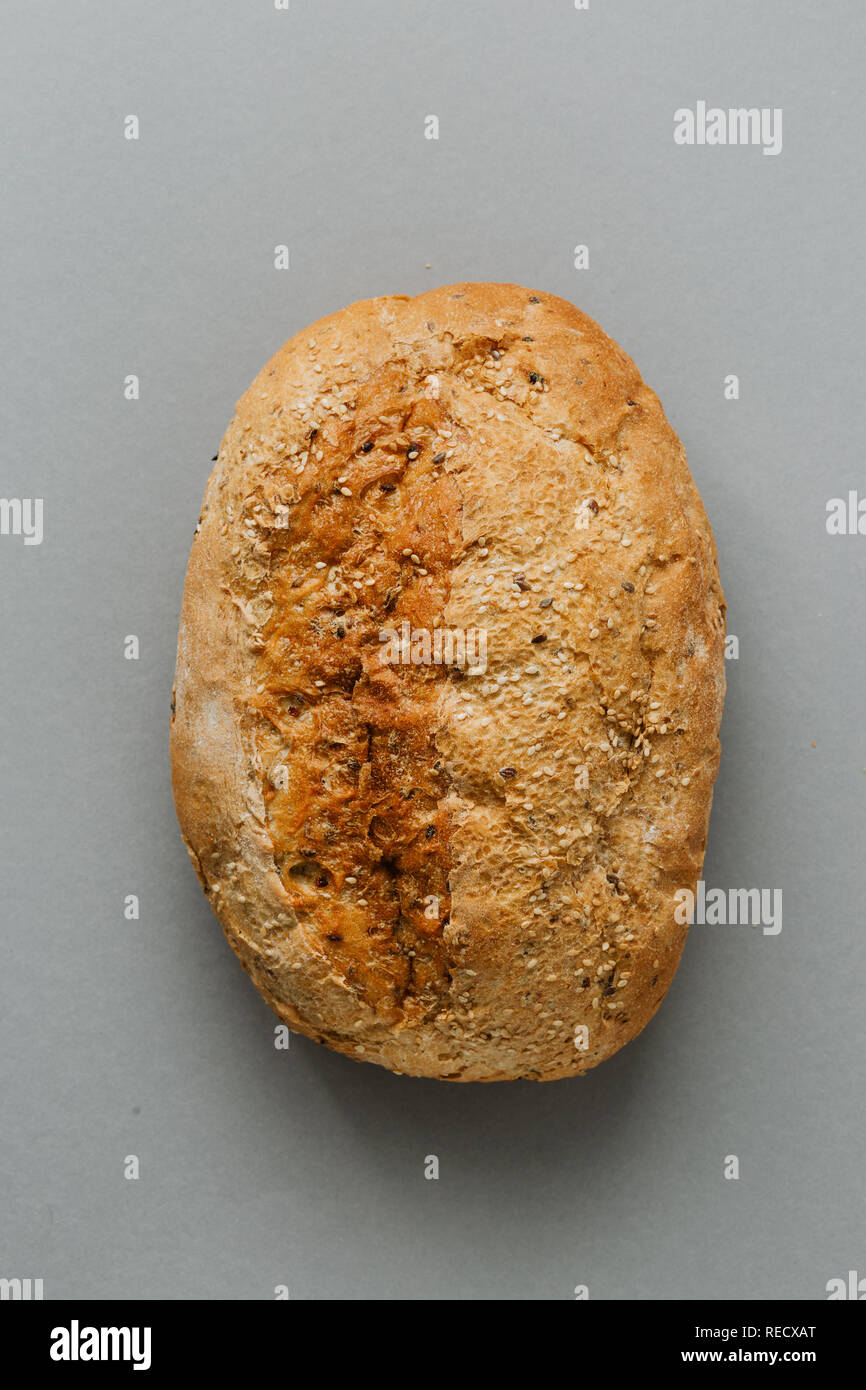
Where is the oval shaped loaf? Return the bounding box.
[171,282,725,1082]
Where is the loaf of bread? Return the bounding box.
[171,283,725,1081]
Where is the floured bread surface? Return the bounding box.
[170,283,725,1082]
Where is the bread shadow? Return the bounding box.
[284,1015,665,1182]
[179,882,678,1199]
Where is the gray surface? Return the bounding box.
[1,0,864,1301]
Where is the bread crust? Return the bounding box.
[171,283,725,1081]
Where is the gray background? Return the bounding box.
[1,0,863,1301]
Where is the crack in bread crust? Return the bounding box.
[171,283,726,1082]
[251,378,462,1026]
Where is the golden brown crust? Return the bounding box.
[170,283,726,1081]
